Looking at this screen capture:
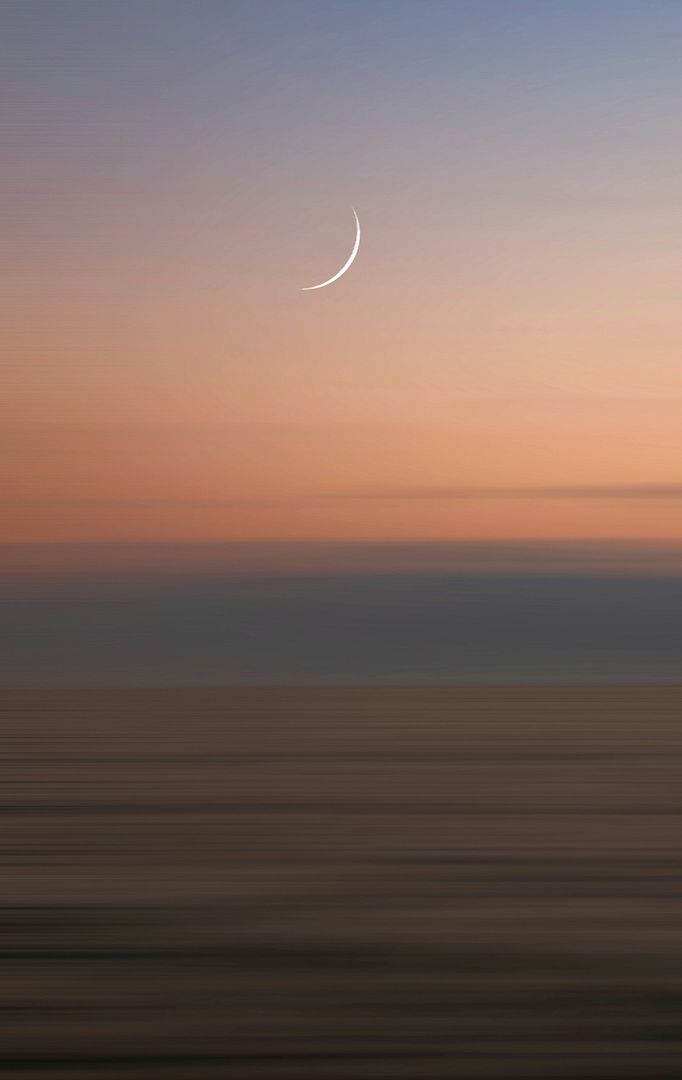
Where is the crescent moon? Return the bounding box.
[301,207,361,290]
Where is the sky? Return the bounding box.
[4,0,682,547]
[4,1,682,683]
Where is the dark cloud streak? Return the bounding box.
[324,484,682,501]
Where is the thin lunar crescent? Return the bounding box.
[301,207,360,290]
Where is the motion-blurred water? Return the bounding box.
[3,686,682,1077]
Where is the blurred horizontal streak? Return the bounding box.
[2,802,682,816]
[2,687,682,1077]
[6,538,682,587]
[324,483,682,500]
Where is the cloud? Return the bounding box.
[324,484,682,501]
[7,483,682,511]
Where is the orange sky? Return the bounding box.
[5,2,682,546]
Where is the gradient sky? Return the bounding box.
[5,0,682,545]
